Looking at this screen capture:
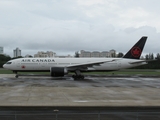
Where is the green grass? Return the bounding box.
[78,70,158,76]
[0,69,50,74]
[0,68,160,75]
[0,69,14,74]
[83,71,160,75]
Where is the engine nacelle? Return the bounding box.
[50,67,68,77]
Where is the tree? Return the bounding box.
[145,53,154,60]
[155,53,160,60]
[28,55,33,58]
[149,53,154,60]
[11,56,23,60]
[0,54,11,68]
[74,51,80,58]
[145,54,149,60]
[117,52,124,58]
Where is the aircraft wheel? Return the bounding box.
[15,75,19,78]
[72,75,76,80]
[72,75,84,80]
[81,76,84,79]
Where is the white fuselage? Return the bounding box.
[3,58,147,72]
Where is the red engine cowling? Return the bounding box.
[50,67,68,77]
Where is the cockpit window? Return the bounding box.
[6,62,12,64]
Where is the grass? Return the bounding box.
[0,69,14,74]
[83,70,160,75]
[0,68,160,75]
[0,68,50,74]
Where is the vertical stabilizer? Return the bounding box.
[123,36,147,59]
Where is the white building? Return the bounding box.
[46,51,56,57]
[79,50,116,58]
[56,55,73,58]
[25,54,33,58]
[91,51,100,57]
[100,51,110,57]
[34,51,56,58]
[13,48,21,57]
[79,50,91,57]
[0,47,3,54]
[110,49,116,57]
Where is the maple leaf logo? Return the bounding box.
[131,47,141,57]
[21,65,25,69]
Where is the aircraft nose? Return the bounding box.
[3,64,6,68]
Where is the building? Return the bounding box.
[79,50,91,57]
[34,51,73,58]
[25,54,33,58]
[110,49,116,57]
[56,55,73,58]
[46,51,56,57]
[13,48,21,57]
[100,51,110,57]
[34,51,56,58]
[79,50,116,58]
[0,47,3,54]
[91,51,100,57]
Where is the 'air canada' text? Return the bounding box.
[21,59,55,62]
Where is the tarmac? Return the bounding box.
[0,74,160,107]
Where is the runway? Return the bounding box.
[0,74,160,119]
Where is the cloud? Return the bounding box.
[0,0,160,57]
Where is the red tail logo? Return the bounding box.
[131,47,141,57]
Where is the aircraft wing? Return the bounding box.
[66,59,118,69]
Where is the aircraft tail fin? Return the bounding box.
[123,36,147,59]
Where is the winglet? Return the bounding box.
[123,36,147,59]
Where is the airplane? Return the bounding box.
[3,36,148,80]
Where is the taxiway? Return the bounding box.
[0,74,160,106]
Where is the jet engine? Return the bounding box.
[50,67,68,77]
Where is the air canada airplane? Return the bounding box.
[3,36,148,79]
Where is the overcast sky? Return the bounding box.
[1,0,160,57]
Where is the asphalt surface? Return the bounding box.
[0,74,160,88]
[0,74,160,119]
[0,74,160,106]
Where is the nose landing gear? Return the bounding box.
[15,74,19,78]
[13,71,19,78]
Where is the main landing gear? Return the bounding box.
[72,75,84,80]
[72,70,85,80]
